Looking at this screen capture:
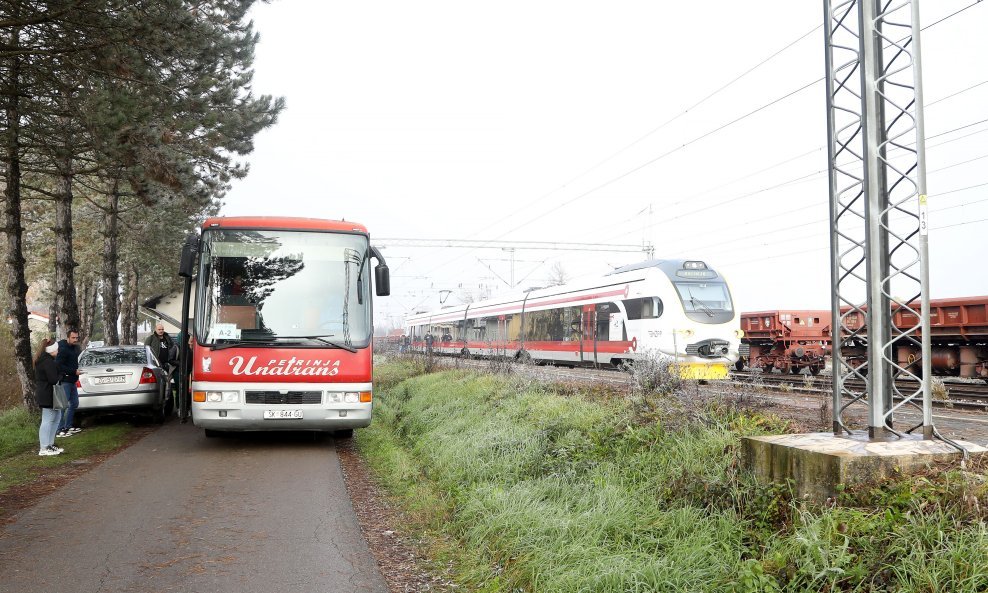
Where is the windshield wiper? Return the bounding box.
[688,289,715,318]
[276,335,358,353]
[210,339,283,351]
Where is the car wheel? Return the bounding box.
[151,405,166,424]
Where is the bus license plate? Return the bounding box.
[264,409,303,420]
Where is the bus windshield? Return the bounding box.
[196,229,372,348]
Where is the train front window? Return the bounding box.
[674,281,734,323]
[196,229,372,348]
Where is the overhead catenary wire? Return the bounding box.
[475,0,982,251]
[389,2,986,311]
[415,22,826,277]
[599,113,988,245]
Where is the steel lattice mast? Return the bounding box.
[823,0,933,439]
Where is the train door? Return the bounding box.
[581,304,597,366]
[497,315,507,355]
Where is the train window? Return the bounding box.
[505,314,522,341]
[525,310,545,341]
[563,307,582,341]
[623,297,663,320]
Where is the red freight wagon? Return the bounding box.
[739,310,832,375]
[840,296,988,380]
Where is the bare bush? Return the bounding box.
[622,351,708,421]
[626,351,686,397]
[932,377,951,408]
[819,391,832,429]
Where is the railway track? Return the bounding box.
[416,354,988,411]
[733,370,988,411]
[386,353,988,444]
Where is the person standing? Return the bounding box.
[56,329,83,438]
[145,323,177,399]
[144,323,177,367]
[36,339,65,456]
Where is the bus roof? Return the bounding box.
[201,216,368,234]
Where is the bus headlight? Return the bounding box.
[206,391,239,403]
[328,392,372,403]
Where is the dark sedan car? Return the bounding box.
[76,345,171,422]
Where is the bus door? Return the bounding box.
[581,305,597,366]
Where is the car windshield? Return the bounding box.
[196,229,372,348]
[80,348,149,366]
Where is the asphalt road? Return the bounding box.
[0,422,389,593]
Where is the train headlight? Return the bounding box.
[735,329,745,339]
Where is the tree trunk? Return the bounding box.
[125,264,140,343]
[100,184,120,345]
[2,33,37,408]
[54,148,81,333]
[48,294,57,337]
[119,264,138,344]
[86,282,99,341]
[79,278,98,344]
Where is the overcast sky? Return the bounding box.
[226,0,988,328]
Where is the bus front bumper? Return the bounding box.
[191,404,372,431]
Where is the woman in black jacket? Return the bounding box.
[35,339,64,456]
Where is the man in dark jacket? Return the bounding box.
[55,329,83,438]
[145,323,177,404]
[144,323,177,368]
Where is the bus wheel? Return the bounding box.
[334,429,354,439]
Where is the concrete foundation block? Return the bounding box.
[742,432,987,502]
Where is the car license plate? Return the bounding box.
[95,375,126,385]
[264,409,303,419]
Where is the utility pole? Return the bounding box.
[502,247,515,288]
[823,0,934,441]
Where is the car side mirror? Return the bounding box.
[375,264,390,296]
[179,233,199,278]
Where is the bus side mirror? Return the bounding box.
[179,233,199,278]
[375,264,390,296]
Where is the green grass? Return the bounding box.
[0,406,139,500]
[359,362,988,593]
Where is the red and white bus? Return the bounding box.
[177,217,390,437]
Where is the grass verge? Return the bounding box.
[359,361,988,593]
[0,406,139,498]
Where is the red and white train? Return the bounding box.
[405,259,742,379]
